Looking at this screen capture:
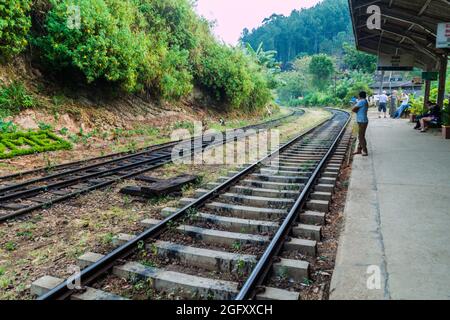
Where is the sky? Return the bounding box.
[195,0,322,45]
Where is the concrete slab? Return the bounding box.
[330,113,450,300]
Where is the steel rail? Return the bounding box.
[0,142,178,193]
[0,153,173,201]
[0,111,300,195]
[38,111,329,300]
[0,140,178,182]
[235,109,351,300]
[0,113,301,221]
[0,110,300,182]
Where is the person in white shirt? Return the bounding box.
[401,92,409,105]
[378,91,388,118]
[373,94,380,109]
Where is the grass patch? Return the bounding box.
[0,130,72,159]
[4,241,17,252]
[0,81,36,118]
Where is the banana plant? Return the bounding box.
[244,42,281,74]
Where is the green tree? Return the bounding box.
[35,0,155,92]
[244,42,281,73]
[241,0,352,65]
[20,0,272,110]
[0,0,32,60]
[244,42,281,89]
[343,43,377,73]
[309,54,335,90]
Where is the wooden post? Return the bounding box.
[437,56,448,109]
[424,79,431,107]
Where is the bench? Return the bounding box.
[428,119,442,128]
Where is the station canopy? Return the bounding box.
[348,0,450,70]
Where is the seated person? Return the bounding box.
[416,101,441,133]
[414,101,440,129]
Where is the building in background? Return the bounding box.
[370,71,423,95]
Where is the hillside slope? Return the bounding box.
[0,0,276,132]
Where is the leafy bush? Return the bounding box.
[0,81,36,117]
[32,0,272,109]
[409,95,426,116]
[442,106,450,126]
[301,91,336,107]
[137,0,199,51]
[195,43,271,110]
[35,0,153,92]
[38,122,53,131]
[343,43,377,73]
[0,130,72,159]
[287,98,303,107]
[344,83,372,104]
[441,98,450,126]
[158,47,193,100]
[0,120,17,133]
[309,54,334,90]
[0,0,32,59]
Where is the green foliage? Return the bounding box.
[0,0,32,59]
[442,106,450,126]
[340,71,374,103]
[0,130,72,159]
[276,50,373,107]
[309,54,335,90]
[277,71,306,103]
[172,120,195,134]
[38,122,53,131]
[0,119,17,133]
[4,241,16,251]
[441,91,450,126]
[244,43,280,72]
[276,56,311,104]
[343,82,372,104]
[31,0,272,109]
[195,43,271,110]
[302,91,338,107]
[429,88,439,103]
[244,43,281,89]
[241,0,353,65]
[35,0,152,92]
[409,95,426,116]
[159,48,193,100]
[343,43,377,73]
[0,81,36,118]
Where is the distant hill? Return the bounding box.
[240,0,354,66]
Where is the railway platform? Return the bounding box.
[330,111,450,300]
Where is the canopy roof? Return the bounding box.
[348,0,450,70]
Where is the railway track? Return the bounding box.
[0,110,301,222]
[33,108,351,301]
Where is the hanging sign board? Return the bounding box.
[436,23,450,49]
[422,72,439,81]
[377,54,414,71]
